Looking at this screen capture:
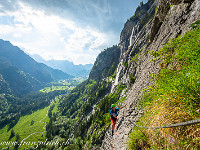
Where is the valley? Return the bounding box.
[0,105,49,149]
[0,81,79,150]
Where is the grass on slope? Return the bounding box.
[52,96,60,114]
[40,79,84,93]
[0,105,50,149]
[40,85,74,93]
[128,24,200,149]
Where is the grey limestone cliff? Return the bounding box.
[89,45,121,81]
[101,0,200,149]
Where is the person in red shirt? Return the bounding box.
[110,104,126,138]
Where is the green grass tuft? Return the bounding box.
[128,25,200,149]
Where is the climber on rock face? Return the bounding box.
[110,104,127,138]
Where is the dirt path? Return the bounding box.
[2,100,54,149]
[19,100,53,147]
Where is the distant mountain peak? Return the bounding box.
[31,54,93,78]
[31,54,46,63]
[0,39,73,94]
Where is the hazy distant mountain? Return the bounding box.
[31,54,93,78]
[31,54,46,64]
[0,39,73,94]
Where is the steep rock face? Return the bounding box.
[89,45,120,81]
[150,0,172,42]
[120,0,157,54]
[111,0,158,93]
[101,0,200,149]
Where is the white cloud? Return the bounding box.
[0,25,14,34]
[0,1,118,65]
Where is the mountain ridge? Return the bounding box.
[0,39,73,94]
[31,54,93,78]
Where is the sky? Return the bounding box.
[0,0,146,65]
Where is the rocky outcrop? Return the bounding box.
[89,45,120,81]
[101,0,200,149]
[150,0,170,42]
[111,0,158,93]
[120,0,157,54]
